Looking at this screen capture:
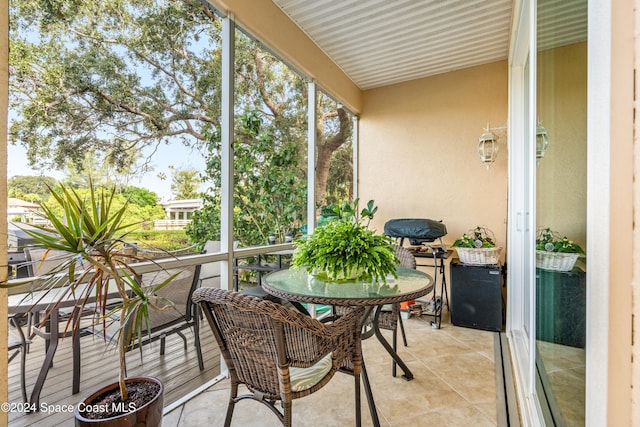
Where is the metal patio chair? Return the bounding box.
[8,314,31,403]
[93,263,205,373]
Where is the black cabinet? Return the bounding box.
[450,260,504,331]
[536,268,586,348]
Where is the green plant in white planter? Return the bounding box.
[452,226,502,265]
[291,199,398,283]
[535,227,585,271]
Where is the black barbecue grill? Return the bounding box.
[384,218,447,248]
[384,218,451,328]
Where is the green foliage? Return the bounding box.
[320,198,377,223]
[11,2,354,249]
[292,200,398,283]
[324,142,354,205]
[452,226,496,248]
[187,108,307,247]
[536,228,585,253]
[121,186,159,207]
[185,192,221,246]
[8,175,57,199]
[9,0,222,174]
[41,186,165,229]
[170,167,201,200]
[9,189,42,203]
[61,149,142,190]
[127,230,191,252]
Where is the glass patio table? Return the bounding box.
[262,266,433,426]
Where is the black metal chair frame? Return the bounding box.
[8,314,31,403]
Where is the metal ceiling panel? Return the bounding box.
[272,0,513,89]
[537,0,588,51]
[272,0,588,90]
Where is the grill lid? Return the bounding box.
[384,218,447,244]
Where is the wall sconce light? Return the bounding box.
[536,122,550,161]
[478,127,499,170]
[477,121,550,169]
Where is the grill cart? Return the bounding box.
[384,218,451,328]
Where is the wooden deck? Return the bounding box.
[7,321,220,426]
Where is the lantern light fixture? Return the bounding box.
[536,122,550,161]
[477,126,499,170]
[477,121,550,169]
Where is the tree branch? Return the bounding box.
[253,50,282,118]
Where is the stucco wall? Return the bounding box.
[634,2,640,424]
[634,0,640,419]
[359,61,508,256]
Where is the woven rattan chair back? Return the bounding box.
[376,245,416,330]
[394,245,417,269]
[373,245,417,377]
[193,287,365,427]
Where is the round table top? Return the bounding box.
[262,267,433,306]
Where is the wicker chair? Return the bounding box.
[193,287,365,427]
[379,245,417,376]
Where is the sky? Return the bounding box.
[8,140,207,201]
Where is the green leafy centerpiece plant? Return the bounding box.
[536,227,585,271]
[291,199,398,283]
[452,226,502,265]
[2,183,179,426]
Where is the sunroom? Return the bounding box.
[2,0,635,426]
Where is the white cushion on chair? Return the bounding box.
[289,353,332,392]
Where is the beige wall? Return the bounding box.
[634,0,640,422]
[359,61,508,256]
[536,42,587,248]
[610,0,635,425]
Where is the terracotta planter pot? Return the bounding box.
[74,376,164,427]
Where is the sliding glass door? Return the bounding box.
[535,0,587,425]
[507,1,588,425]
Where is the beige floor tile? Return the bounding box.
[162,406,183,427]
[474,400,499,424]
[164,314,498,426]
[402,331,476,359]
[400,404,497,427]
[365,360,470,421]
[422,351,497,403]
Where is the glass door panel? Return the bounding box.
[535,0,588,425]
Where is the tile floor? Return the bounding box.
[164,311,500,426]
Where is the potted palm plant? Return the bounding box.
[291,199,398,283]
[2,183,179,426]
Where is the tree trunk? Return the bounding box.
[315,107,352,208]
